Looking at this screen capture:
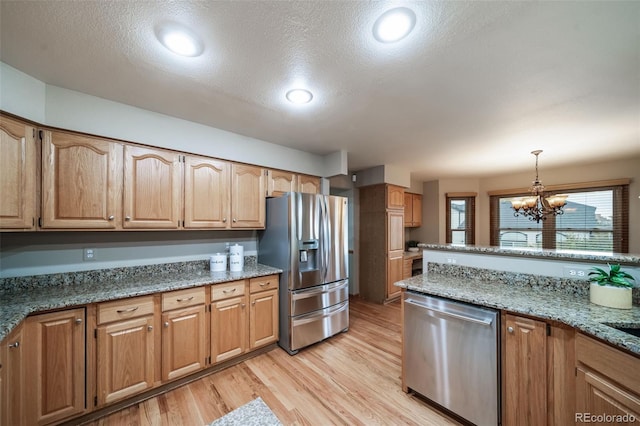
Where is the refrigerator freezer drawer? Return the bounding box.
[290,280,349,317]
[290,300,349,352]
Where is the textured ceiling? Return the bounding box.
[1,1,639,181]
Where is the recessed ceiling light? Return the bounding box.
[373,7,417,43]
[156,25,204,57]
[286,89,313,104]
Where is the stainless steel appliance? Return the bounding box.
[258,193,349,355]
[403,291,500,426]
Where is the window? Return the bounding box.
[446,193,476,245]
[490,181,629,253]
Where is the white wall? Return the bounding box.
[0,62,46,123]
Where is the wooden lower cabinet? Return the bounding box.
[162,305,207,381]
[576,333,640,424]
[96,315,155,406]
[211,296,247,363]
[1,324,24,426]
[502,313,575,426]
[387,252,403,301]
[249,288,278,349]
[503,314,547,426]
[24,309,86,426]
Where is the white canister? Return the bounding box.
[210,253,227,272]
[229,244,244,272]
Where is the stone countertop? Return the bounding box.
[0,264,282,342]
[418,243,640,265]
[395,272,640,355]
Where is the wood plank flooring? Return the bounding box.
[87,297,461,426]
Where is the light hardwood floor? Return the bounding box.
[88,297,460,426]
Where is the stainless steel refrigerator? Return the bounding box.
[258,193,349,355]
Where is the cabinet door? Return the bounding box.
[123,145,182,229]
[0,116,36,230]
[503,314,547,426]
[387,211,404,252]
[97,316,155,405]
[231,164,265,228]
[576,367,640,424]
[386,185,405,210]
[1,324,24,426]
[24,309,85,426]
[249,289,278,349]
[403,193,413,227]
[298,175,321,195]
[42,131,122,229]
[386,252,403,300]
[211,296,247,363]
[411,194,422,227]
[267,170,297,197]
[184,155,230,228]
[161,305,206,381]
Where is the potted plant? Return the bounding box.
[589,263,635,309]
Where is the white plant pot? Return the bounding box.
[590,283,632,309]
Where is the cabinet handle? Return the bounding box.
[75,318,83,324]
[259,282,270,287]
[252,301,256,306]
[125,216,131,221]
[176,296,194,302]
[147,325,153,331]
[116,306,139,314]
[223,218,227,223]
[164,322,169,328]
[233,218,237,223]
[241,303,246,308]
[8,342,19,349]
[108,215,115,221]
[222,288,236,294]
[507,326,514,334]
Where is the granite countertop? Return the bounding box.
[395,271,640,355]
[418,243,640,265]
[0,263,282,342]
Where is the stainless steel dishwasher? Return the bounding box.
[403,291,500,426]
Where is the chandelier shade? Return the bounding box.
[511,150,567,223]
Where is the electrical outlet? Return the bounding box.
[83,248,96,261]
[447,257,457,264]
[563,265,591,279]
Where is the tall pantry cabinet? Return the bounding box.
[359,184,405,303]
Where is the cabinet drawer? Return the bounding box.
[97,296,154,325]
[162,287,205,312]
[250,275,278,294]
[212,280,246,301]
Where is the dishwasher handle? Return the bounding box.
[405,298,493,326]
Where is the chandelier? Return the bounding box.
[510,150,567,223]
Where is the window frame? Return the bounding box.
[446,192,476,245]
[489,180,629,253]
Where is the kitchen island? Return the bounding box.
[395,244,640,425]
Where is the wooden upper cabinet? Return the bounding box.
[184,155,230,228]
[404,193,422,227]
[41,131,123,229]
[123,145,182,229]
[267,170,296,197]
[386,185,405,210]
[0,116,37,230]
[298,174,321,194]
[231,164,265,228]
